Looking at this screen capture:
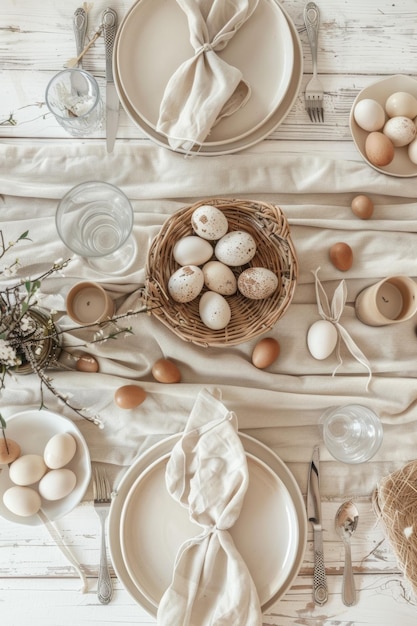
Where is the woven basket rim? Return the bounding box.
[145,198,298,347]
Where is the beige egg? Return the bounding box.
[152,359,181,383]
[3,485,42,517]
[76,353,99,373]
[114,384,147,409]
[191,205,229,240]
[383,116,416,147]
[329,242,353,271]
[202,261,237,295]
[215,230,257,266]
[38,468,77,501]
[408,136,417,164]
[168,265,204,303]
[199,291,231,330]
[173,236,213,266]
[238,267,278,300]
[44,433,77,470]
[9,454,47,486]
[0,438,21,465]
[351,195,374,219]
[385,91,417,119]
[365,131,395,166]
[252,338,280,369]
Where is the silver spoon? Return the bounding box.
[335,500,359,606]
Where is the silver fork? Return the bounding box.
[93,468,113,604]
[304,2,324,123]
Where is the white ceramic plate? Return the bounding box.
[0,409,91,526]
[109,433,307,616]
[120,451,298,608]
[114,1,302,155]
[116,0,294,146]
[349,74,417,178]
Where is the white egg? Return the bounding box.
[237,267,278,300]
[38,468,77,501]
[191,205,229,240]
[199,291,231,330]
[383,116,416,147]
[44,433,77,470]
[173,236,213,266]
[408,136,417,164]
[202,261,237,295]
[385,91,417,119]
[307,320,338,360]
[9,454,47,486]
[168,265,204,303]
[353,98,385,132]
[3,486,42,517]
[215,230,257,266]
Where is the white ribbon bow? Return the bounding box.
[313,268,373,390]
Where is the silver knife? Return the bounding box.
[307,445,328,605]
[102,8,119,153]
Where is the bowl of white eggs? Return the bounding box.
[145,198,298,347]
[349,74,417,177]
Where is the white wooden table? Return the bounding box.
[2,1,417,624]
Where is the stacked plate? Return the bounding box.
[109,432,307,616]
[113,0,303,155]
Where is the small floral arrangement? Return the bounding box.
[0,230,147,426]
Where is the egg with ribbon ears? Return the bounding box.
[191,205,229,240]
[307,320,338,360]
[173,236,213,266]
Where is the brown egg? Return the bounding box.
[365,131,395,166]
[0,438,21,465]
[114,385,147,409]
[76,353,99,373]
[152,359,181,384]
[329,242,353,271]
[252,337,280,369]
[351,195,374,219]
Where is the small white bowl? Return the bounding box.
[349,74,417,178]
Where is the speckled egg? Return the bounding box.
[173,236,213,266]
[215,230,257,266]
[383,116,416,147]
[202,261,237,295]
[168,265,204,303]
[191,205,229,240]
[199,291,231,330]
[238,267,278,300]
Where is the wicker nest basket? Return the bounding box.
[145,198,298,347]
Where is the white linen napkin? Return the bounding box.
[156,0,259,152]
[157,388,262,626]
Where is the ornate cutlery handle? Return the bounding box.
[73,8,88,67]
[313,527,328,605]
[102,8,118,82]
[98,518,113,604]
[304,2,320,73]
[342,538,356,606]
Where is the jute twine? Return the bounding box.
[373,460,417,595]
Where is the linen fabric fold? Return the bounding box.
[156,0,259,151]
[157,388,262,626]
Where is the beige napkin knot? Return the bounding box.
[157,388,262,626]
[156,0,259,152]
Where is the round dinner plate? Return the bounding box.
[109,432,307,616]
[0,409,91,526]
[120,451,298,608]
[349,74,417,178]
[116,0,294,146]
[113,1,303,155]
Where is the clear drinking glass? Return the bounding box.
[56,181,136,273]
[45,69,103,137]
[319,404,383,464]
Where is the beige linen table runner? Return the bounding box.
[0,142,417,500]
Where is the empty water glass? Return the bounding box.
[56,181,136,274]
[319,404,383,464]
[45,69,103,136]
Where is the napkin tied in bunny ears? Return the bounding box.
[156,0,259,152]
[157,388,262,626]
